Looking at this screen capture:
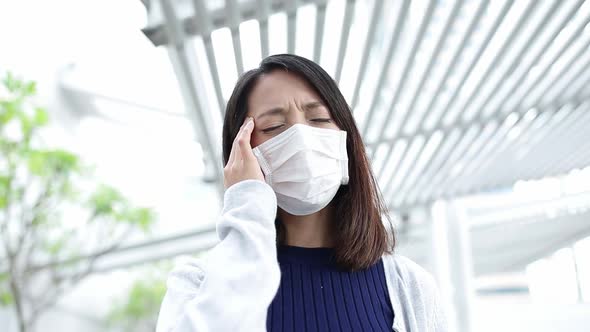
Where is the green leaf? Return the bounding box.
[0,272,13,306]
[46,238,66,255]
[49,149,79,172]
[0,100,18,124]
[58,180,79,200]
[0,291,13,306]
[0,175,9,191]
[2,72,36,97]
[27,150,45,175]
[3,72,18,93]
[27,149,80,176]
[121,207,155,232]
[24,81,36,96]
[108,277,166,323]
[89,184,124,216]
[33,107,49,126]
[0,175,9,209]
[19,112,33,137]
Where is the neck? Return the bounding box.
[278,204,335,248]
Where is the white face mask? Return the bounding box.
[252,123,349,216]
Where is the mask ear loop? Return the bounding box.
[340,131,349,185]
[252,148,273,185]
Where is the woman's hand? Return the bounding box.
[223,117,265,189]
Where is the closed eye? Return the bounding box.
[311,118,331,123]
[262,124,284,133]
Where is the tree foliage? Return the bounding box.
[0,73,156,332]
[107,263,170,332]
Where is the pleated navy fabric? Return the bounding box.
[266,245,394,332]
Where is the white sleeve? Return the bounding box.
[407,256,449,332]
[156,179,281,332]
[431,279,449,332]
[385,254,449,332]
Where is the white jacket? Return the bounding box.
[156,180,448,332]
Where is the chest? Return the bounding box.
[266,260,395,332]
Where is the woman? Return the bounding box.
[156,54,447,332]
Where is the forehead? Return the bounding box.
[247,70,323,112]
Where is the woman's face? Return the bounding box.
[247,70,341,148]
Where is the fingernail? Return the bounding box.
[246,117,254,128]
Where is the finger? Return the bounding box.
[230,118,250,164]
[227,128,242,167]
[238,117,255,159]
[227,133,239,166]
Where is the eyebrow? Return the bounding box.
[256,107,284,120]
[256,102,325,120]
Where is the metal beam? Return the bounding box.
[349,0,384,110]
[192,0,226,116]
[461,0,565,124]
[383,0,469,202]
[474,101,590,193]
[524,106,590,180]
[380,1,512,200]
[484,0,586,120]
[410,0,494,140]
[334,0,355,83]
[450,104,579,196]
[397,94,590,210]
[446,59,590,197]
[361,0,436,138]
[313,1,327,62]
[410,0,543,204]
[160,0,224,194]
[256,0,272,57]
[384,0,465,148]
[394,1,519,206]
[436,1,540,128]
[458,45,590,193]
[227,0,245,75]
[143,0,328,46]
[402,2,580,208]
[286,0,297,54]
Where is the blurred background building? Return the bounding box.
[1,0,590,331]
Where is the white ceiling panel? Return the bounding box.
[139,0,590,212]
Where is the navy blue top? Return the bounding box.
[266,245,394,332]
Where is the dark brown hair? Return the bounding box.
[222,54,395,271]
